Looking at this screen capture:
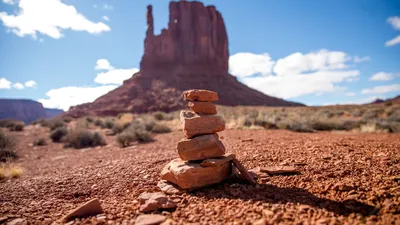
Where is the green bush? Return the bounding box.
[116,125,154,147]
[111,123,124,135]
[286,122,314,133]
[8,122,24,132]
[254,119,278,129]
[387,110,400,122]
[50,127,68,143]
[64,129,107,149]
[0,119,24,131]
[94,119,104,127]
[0,130,17,162]
[33,138,47,146]
[63,117,73,123]
[154,111,167,121]
[102,119,114,129]
[47,119,66,131]
[85,117,94,123]
[151,124,171,134]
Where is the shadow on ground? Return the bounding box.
[189,179,377,217]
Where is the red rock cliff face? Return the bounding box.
[64,1,303,118]
[140,1,229,73]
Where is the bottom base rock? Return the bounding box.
[160,157,232,190]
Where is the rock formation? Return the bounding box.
[159,89,255,191]
[64,1,303,118]
[0,99,64,123]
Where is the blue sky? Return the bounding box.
[0,0,399,110]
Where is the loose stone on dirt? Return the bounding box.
[135,214,166,225]
[60,198,103,222]
[138,192,176,213]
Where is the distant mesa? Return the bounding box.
[65,0,304,118]
[0,99,64,123]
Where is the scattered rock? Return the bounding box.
[6,218,25,225]
[253,218,267,225]
[241,138,253,142]
[177,134,225,161]
[260,166,300,175]
[183,90,218,102]
[180,111,225,138]
[138,192,176,213]
[200,154,235,167]
[160,158,231,189]
[157,180,183,195]
[60,198,103,222]
[187,101,217,114]
[232,158,257,185]
[135,214,166,225]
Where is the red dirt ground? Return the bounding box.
[0,126,399,224]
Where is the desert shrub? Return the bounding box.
[94,119,104,127]
[85,116,94,123]
[0,130,17,162]
[351,110,363,117]
[9,167,23,178]
[363,109,384,120]
[50,127,68,143]
[63,117,73,123]
[151,124,171,133]
[387,122,400,133]
[0,119,24,131]
[8,122,24,132]
[285,122,314,133]
[154,111,167,121]
[102,119,114,129]
[387,110,400,122]
[116,132,136,147]
[47,119,66,131]
[116,125,154,147]
[30,119,45,125]
[64,129,107,149]
[33,138,47,146]
[385,101,393,106]
[111,123,124,135]
[238,116,252,127]
[309,119,342,131]
[76,118,88,129]
[254,118,278,129]
[340,120,362,131]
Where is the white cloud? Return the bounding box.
[24,80,37,87]
[38,85,118,111]
[95,68,139,85]
[353,56,370,63]
[95,58,114,70]
[273,49,350,76]
[388,16,400,30]
[103,4,113,10]
[3,0,16,4]
[0,0,111,39]
[242,70,359,99]
[386,35,400,47]
[345,92,356,96]
[361,84,400,95]
[102,16,109,21]
[229,52,274,77]
[0,77,11,89]
[369,72,393,81]
[386,16,400,46]
[13,82,24,89]
[230,50,360,99]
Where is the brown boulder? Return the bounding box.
[187,101,217,114]
[157,180,183,195]
[138,192,177,213]
[183,90,218,102]
[60,198,103,222]
[160,158,232,189]
[180,111,225,138]
[177,134,225,161]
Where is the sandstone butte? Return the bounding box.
[64,0,303,118]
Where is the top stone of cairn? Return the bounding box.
[183,89,218,102]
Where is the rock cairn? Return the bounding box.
[159,89,255,191]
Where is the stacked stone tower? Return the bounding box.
[159,89,255,191]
